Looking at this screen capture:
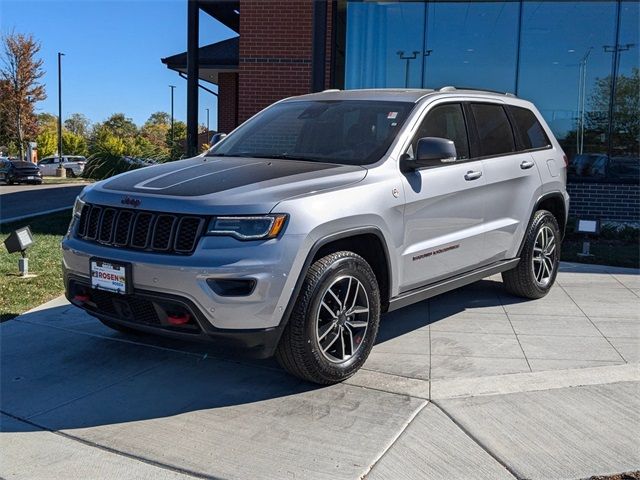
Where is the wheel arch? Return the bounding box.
[517,191,567,257]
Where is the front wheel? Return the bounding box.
[276,251,381,384]
[502,209,561,299]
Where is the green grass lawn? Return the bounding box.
[42,177,93,185]
[0,210,72,321]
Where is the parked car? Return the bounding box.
[63,87,568,384]
[0,158,43,185]
[38,155,86,177]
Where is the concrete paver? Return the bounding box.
[0,414,189,480]
[1,262,638,479]
[439,382,640,480]
[367,403,515,480]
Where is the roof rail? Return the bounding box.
[322,89,340,93]
[438,86,516,97]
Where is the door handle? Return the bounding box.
[464,170,483,181]
[520,160,535,170]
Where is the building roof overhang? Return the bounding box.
[161,36,239,85]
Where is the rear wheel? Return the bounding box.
[502,209,560,299]
[66,168,76,178]
[276,251,381,384]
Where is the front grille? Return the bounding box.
[76,203,205,255]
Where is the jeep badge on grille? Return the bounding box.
[121,196,141,207]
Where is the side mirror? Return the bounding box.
[401,137,457,171]
[210,133,227,145]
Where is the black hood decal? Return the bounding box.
[102,157,339,197]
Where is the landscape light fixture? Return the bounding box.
[576,218,600,258]
[3,226,35,276]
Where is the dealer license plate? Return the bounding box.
[90,259,130,294]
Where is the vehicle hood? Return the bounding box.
[84,155,367,215]
[12,162,41,173]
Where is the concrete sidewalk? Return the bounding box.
[1,262,639,479]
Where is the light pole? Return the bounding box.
[205,108,210,134]
[603,43,635,156]
[576,47,593,155]
[169,85,176,149]
[397,51,421,88]
[57,52,65,160]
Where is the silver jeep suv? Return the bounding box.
[63,88,569,384]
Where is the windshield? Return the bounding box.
[209,100,414,165]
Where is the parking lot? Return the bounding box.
[1,262,638,479]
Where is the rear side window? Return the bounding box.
[509,106,551,150]
[470,103,515,157]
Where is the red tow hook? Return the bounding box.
[73,294,90,303]
[167,313,191,325]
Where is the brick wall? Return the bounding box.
[217,72,238,134]
[238,0,315,123]
[567,182,640,223]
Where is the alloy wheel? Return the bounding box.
[315,275,370,363]
[532,225,557,288]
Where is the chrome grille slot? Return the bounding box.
[131,212,154,249]
[98,208,117,243]
[86,206,102,240]
[174,217,204,253]
[152,215,177,251]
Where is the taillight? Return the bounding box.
[562,154,569,168]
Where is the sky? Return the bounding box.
[0,0,237,129]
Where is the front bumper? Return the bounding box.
[62,227,308,355]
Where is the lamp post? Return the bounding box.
[169,85,176,149]
[57,52,65,160]
[576,47,593,155]
[603,43,635,157]
[205,108,210,135]
[397,51,421,88]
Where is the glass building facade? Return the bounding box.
[343,1,639,184]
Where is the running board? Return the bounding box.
[388,258,520,311]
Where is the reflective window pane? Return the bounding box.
[611,1,639,182]
[517,2,617,181]
[423,2,518,92]
[412,103,470,159]
[509,106,551,150]
[345,2,426,89]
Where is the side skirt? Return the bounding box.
[387,258,520,311]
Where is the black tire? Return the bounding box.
[97,317,143,336]
[276,251,381,384]
[502,209,561,299]
[66,168,76,178]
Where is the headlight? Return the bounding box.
[206,214,287,240]
[72,196,85,218]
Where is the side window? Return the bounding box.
[411,103,469,160]
[509,106,551,150]
[469,103,515,157]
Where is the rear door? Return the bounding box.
[468,102,543,262]
[399,102,488,291]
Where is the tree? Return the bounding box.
[64,113,90,138]
[167,120,187,159]
[0,32,46,160]
[140,111,170,157]
[146,111,170,126]
[100,113,137,138]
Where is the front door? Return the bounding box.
[399,102,488,292]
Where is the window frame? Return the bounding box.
[405,101,472,168]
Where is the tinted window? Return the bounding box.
[509,106,550,150]
[411,103,469,160]
[470,103,515,157]
[211,100,414,166]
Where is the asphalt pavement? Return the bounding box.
[1,262,638,479]
[0,183,87,223]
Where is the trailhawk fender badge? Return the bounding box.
[413,244,460,261]
[121,196,141,207]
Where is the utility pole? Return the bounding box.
[205,108,210,134]
[169,85,176,150]
[57,52,65,160]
